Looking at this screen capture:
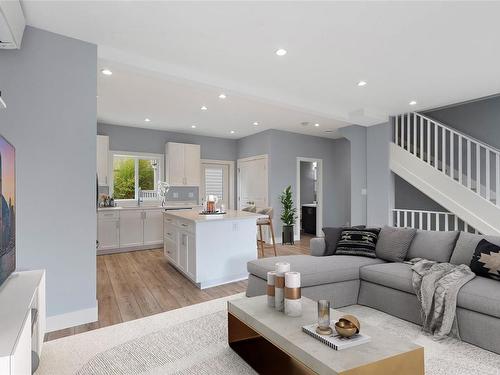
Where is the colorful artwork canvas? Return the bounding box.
[0,135,15,287]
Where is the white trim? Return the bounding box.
[200,159,235,209]
[46,301,98,332]
[236,154,269,210]
[295,157,323,240]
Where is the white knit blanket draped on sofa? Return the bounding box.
[409,258,475,339]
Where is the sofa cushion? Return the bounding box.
[450,232,500,266]
[470,239,500,280]
[335,228,381,258]
[247,255,385,288]
[406,230,459,263]
[376,226,417,262]
[458,276,500,318]
[360,263,415,294]
[322,225,365,256]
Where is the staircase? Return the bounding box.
[390,112,500,235]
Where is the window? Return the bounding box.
[111,152,162,200]
[200,161,232,208]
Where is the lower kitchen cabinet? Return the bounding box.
[97,208,164,254]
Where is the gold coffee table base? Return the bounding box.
[228,312,424,375]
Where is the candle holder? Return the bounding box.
[284,272,301,317]
[274,262,290,312]
[316,300,333,335]
[266,271,276,307]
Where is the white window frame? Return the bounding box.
[109,150,164,202]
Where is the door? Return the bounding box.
[238,156,268,209]
[184,144,201,186]
[143,210,163,245]
[166,142,185,186]
[119,210,144,248]
[201,163,230,208]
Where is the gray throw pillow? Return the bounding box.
[322,225,365,256]
[375,226,417,262]
[450,232,500,266]
[406,230,459,263]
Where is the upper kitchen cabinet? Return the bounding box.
[97,135,109,186]
[165,142,201,186]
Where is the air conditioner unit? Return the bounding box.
[0,0,26,49]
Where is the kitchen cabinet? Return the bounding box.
[97,135,109,186]
[144,209,164,245]
[119,210,144,247]
[97,211,120,250]
[97,207,164,254]
[301,205,317,235]
[165,142,201,186]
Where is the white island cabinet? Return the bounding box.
[163,210,261,288]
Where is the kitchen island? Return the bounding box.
[163,209,261,288]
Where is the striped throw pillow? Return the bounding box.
[335,228,381,258]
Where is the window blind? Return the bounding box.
[204,167,224,199]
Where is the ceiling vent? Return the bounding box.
[0,0,26,50]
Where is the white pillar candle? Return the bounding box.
[267,271,276,307]
[284,272,302,317]
[274,262,290,312]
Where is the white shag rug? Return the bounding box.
[37,294,500,375]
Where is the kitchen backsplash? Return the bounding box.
[166,187,199,203]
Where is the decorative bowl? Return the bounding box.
[334,321,357,337]
[339,315,360,333]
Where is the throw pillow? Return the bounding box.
[335,227,381,258]
[406,230,459,263]
[375,226,417,262]
[470,239,500,280]
[322,225,366,256]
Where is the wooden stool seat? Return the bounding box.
[256,208,277,258]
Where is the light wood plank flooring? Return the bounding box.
[45,234,312,341]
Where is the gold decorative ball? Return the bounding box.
[338,315,360,333]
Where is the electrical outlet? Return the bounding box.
[361,188,367,196]
[188,192,194,198]
[173,192,179,198]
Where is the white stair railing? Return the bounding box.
[394,112,500,206]
[392,209,479,233]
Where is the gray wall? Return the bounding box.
[237,130,351,237]
[366,122,393,226]
[300,161,315,204]
[338,125,367,226]
[394,175,446,212]
[424,95,500,149]
[0,28,97,319]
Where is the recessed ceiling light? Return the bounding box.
[230,130,235,134]
[201,106,208,110]
[101,69,113,76]
[275,48,287,56]
[218,93,227,99]
[144,118,151,122]
[409,100,417,106]
[314,123,320,127]
[191,125,197,128]
[357,80,367,87]
[253,122,259,126]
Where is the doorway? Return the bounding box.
[296,157,323,240]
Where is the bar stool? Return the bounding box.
[256,207,277,258]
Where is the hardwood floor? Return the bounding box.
[45,234,313,342]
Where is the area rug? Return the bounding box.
[37,294,500,375]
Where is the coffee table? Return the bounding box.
[228,295,424,375]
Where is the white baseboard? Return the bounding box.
[46,300,98,332]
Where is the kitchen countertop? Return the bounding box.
[99,204,201,211]
[163,209,262,223]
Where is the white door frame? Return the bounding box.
[296,157,323,240]
[237,154,269,210]
[200,159,235,209]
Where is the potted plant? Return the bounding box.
[280,185,297,245]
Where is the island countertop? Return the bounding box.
[163,209,262,223]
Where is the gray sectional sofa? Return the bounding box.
[246,229,500,354]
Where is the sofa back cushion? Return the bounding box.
[322,225,365,256]
[406,230,459,263]
[450,231,500,265]
[336,227,380,258]
[375,226,417,262]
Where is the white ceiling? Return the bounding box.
[22,1,500,139]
